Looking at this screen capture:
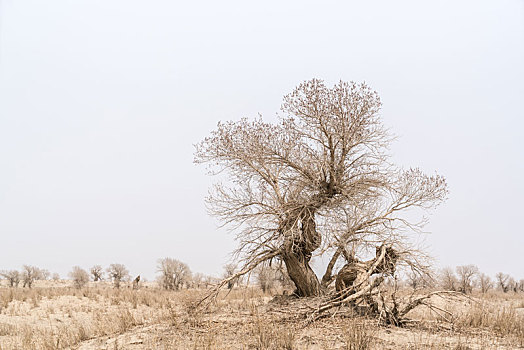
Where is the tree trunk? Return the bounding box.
[280,207,322,297]
[321,247,342,288]
[282,250,321,297]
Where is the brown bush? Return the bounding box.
[69,266,90,289]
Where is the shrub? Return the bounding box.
[69,266,90,289]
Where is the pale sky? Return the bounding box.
[0,0,523,281]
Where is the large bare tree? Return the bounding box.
[195,79,448,297]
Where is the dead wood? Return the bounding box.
[196,250,281,309]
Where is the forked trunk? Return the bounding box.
[282,250,321,297]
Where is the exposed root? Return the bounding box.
[198,244,473,331]
[301,246,474,327]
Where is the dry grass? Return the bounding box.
[0,282,176,349]
[343,318,375,350]
[0,281,523,349]
[455,302,524,347]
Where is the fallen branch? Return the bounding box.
[399,290,472,317]
[379,290,472,326]
[196,249,281,309]
[306,277,384,324]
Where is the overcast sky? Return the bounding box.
[0,0,523,280]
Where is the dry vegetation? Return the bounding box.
[0,279,523,350]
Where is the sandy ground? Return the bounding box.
[0,281,523,349]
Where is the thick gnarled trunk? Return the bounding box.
[282,250,321,297]
[280,208,322,297]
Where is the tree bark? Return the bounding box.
[321,247,342,288]
[282,250,321,297]
[279,207,323,297]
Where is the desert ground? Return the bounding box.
[0,280,523,350]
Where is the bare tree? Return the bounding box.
[518,279,524,292]
[69,266,90,289]
[21,265,43,288]
[52,273,60,281]
[406,272,419,291]
[256,264,278,293]
[204,275,219,287]
[106,264,129,289]
[478,273,493,294]
[406,271,433,291]
[1,270,20,288]
[507,277,518,293]
[274,262,295,290]
[439,267,457,291]
[255,263,294,292]
[496,272,510,293]
[157,258,192,290]
[90,265,104,282]
[192,273,206,289]
[40,269,51,280]
[223,264,239,289]
[195,79,448,297]
[456,265,479,294]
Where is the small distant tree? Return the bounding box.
[439,267,457,291]
[40,269,51,280]
[274,263,294,290]
[1,270,20,288]
[106,264,129,289]
[406,272,420,290]
[21,265,42,288]
[518,279,524,292]
[157,258,192,290]
[52,273,60,281]
[496,272,510,293]
[478,273,493,294]
[456,265,479,294]
[406,271,424,290]
[223,264,239,290]
[507,277,518,293]
[69,266,89,289]
[406,271,434,291]
[192,273,206,289]
[90,265,104,282]
[256,265,278,293]
[204,275,219,287]
[256,263,294,293]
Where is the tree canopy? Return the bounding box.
[195,79,448,297]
